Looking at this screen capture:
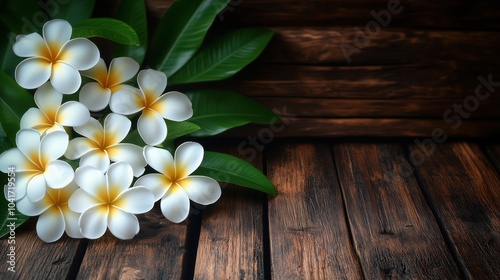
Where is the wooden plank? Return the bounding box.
[205,64,499,100]
[76,207,189,279]
[333,143,461,279]
[410,142,500,278]
[193,142,265,279]
[0,219,83,279]
[220,118,500,138]
[267,142,362,279]
[145,0,500,29]
[483,143,500,171]
[253,97,500,118]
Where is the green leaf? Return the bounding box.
[0,0,40,34]
[194,151,277,195]
[0,21,21,76]
[0,98,20,144]
[185,90,279,137]
[72,18,139,46]
[0,70,35,117]
[49,0,96,24]
[0,197,30,239]
[148,0,231,76]
[169,28,274,85]
[112,0,147,64]
[165,120,201,140]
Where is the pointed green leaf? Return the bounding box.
[166,120,201,140]
[0,70,35,116]
[72,18,139,46]
[148,0,231,76]
[0,98,20,144]
[0,0,40,34]
[169,28,274,85]
[185,90,279,137]
[194,151,277,195]
[112,0,147,64]
[49,0,96,24]
[0,196,30,238]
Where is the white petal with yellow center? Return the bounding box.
[15,58,51,89]
[12,33,46,57]
[79,82,111,111]
[56,101,90,127]
[58,38,100,70]
[143,146,174,179]
[65,138,99,160]
[20,108,50,133]
[44,160,74,189]
[109,87,144,115]
[106,162,134,194]
[40,130,68,165]
[138,109,167,146]
[113,187,154,214]
[42,19,72,50]
[79,205,108,239]
[137,69,167,100]
[134,173,170,201]
[107,57,140,87]
[81,58,107,83]
[174,142,204,179]
[27,173,46,202]
[152,91,193,122]
[68,188,101,213]
[104,113,131,146]
[36,209,66,243]
[107,144,146,177]
[0,149,37,172]
[50,61,81,94]
[160,185,190,223]
[179,176,221,205]
[107,207,139,240]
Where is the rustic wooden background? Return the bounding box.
[120,0,500,138]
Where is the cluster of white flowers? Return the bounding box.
[0,19,221,242]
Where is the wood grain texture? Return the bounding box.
[0,219,82,279]
[410,142,500,279]
[266,142,362,279]
[221,118,500,138]
[145,0,500,29]
[193,142,265,279]
[484,143,500,171]
[76,207,189,279]
[333,143,461,279]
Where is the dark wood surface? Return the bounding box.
[2,139,500,279]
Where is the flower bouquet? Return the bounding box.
[0,0,278,242]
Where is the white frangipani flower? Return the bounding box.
[109,69,193,146]
[135,142,221,223]
[12,19,100,94]
[80,57,140,111]
[64,113,146,177]
[20,83,90,134]
[16,181,82,243]
[68,162,154,240]
[0,129,74,202]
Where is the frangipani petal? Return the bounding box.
[40,130,68,164]
[107,57,139,87]
[15,58,51,89]
[108,144,146,177]
[179,176,221,205]
[68,188,101,213]
[42,19,72,51]
[81,58,107,82]
[36,208,66,243]
[160,185,190,223]
[50,62,81,94]
[16,129,40,161]
[152,91,193,122]
[134,173,169,201]
[174,142,204,179]
[106,162,134,195]
[79,82,111,112]
[20,108,50,131]
[74,117,103,143]
[65,138,99,160]
[44,160,74,189]
[137,69,167,100]
[109,87,144,115]
[143,146,174,179]
[79,205,108,239]
[27,173,47,202]
[12,33,45,57]
[35,83,63,115]
[108,207,139,240]
[57,101,90,127]
[11,172,31,200]
[16,195,50,216]
[80,150,109,173]
[61,205,83,238]
[114,187,154,214]
[75,165,106,197]
[0,149,37,172]
[104,113,131,145]
[138,109,167,146]
[58,38,100,70]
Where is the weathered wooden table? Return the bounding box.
[1,139,500,279]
